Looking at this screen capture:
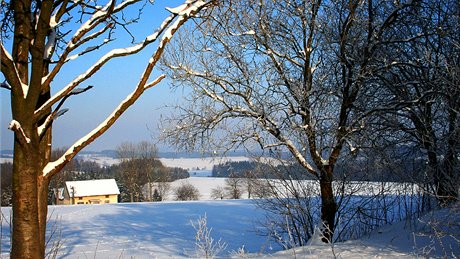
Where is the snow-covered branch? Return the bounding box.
[38,0,212,121]
[62,24,114,62]
[35,16,175,121]
[1,44,24,96]
[41,0,140,88]
[8,120,31,145]
[44,28,57,60]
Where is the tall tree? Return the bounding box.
[224,173,244,199]
[0,0,213,257]
[161,0,421,242]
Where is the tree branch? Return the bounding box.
[35,13,176,122]
[43,0,213,178]
[8,120,31,146]
[1,43,22,95]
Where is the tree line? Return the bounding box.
[1,142,189,206]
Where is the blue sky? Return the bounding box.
[1,0,188,151]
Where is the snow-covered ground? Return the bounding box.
[1,199,458,258]
[0,200,280,258]
[281,203,460,258]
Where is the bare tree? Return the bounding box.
[224,173,244,199]
[242,170,257,199]
[151,166,172,201]
[0,0,213,257]
[140,166,172,202]
[137,141,159,201]
[210,185,226,200]
[117,142,142,202]
[174,182,200,201]
[161,0,419,242]
[190,213,227,258]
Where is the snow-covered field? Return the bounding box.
[159,157,250,171]
[1,198,458,258]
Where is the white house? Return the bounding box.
[57,179,120,205]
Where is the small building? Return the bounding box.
[57,179,120,205]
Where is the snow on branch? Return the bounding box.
[41,0,140,88]
[8,120,31,145]
[1,43,25,96]
[44,28,57,60]
[284,139,317,174]
[35,19,175,121]
[37,0,211,121]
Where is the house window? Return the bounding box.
[105,195,109,198]
[78,197,82,200]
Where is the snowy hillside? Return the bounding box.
[0,168,458,258]
[276,203,460,258]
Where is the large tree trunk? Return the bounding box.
[319,167,337,243]
[11,146,41,259]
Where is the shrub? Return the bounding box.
[174,182,200,201]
